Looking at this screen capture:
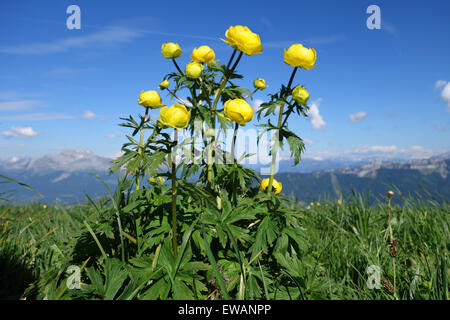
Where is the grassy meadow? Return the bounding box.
[1,191,448,300]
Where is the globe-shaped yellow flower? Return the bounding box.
[223,25,263,56]
[190,45,215,63]
[284,44,317,70]
[253,78,267,90]
[161,42,182,59]
[185,62,204,79]
[292,86,310,104]
[260,178,282,194]
[224,99,254,126]
[158,80,170,90]
[157,104,191,129]
[138,90,164,108]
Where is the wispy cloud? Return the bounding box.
[349,111,368,123]
[264,35,345,49]
[2,126,38,138]
[0,113,74,121]
[0,91,48,100]
[0,26,142,55]
[307,98,326,130]
[435,80,447,90]
[44,67,98,78]
[382,21,399,38]
[105,133,121,139]
[0,100,42,111]
[304,145,444,161]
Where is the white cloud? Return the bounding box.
[353,145,398,153]
[2,126,38,138]
[435,80,447,90]
[307,98,326,130]
[82,110,97,120]
[439,82,450,110]
[349,111,368,123]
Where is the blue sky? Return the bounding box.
[1,0,449,161]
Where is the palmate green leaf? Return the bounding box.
[103,259,129,300]
[250,216,278,259]
[281,128,305,165]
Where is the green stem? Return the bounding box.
[231,122,239,205]
[207,51,244,185]
[172,59,184,75]
[267,67,298,193]
[136,108,149,190]
[171,129,179,259]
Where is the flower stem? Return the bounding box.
[231,122,239,205]
[136,108,149,190]
[171,129,179,258]
[207,51,244,185]
[267,67,298,193]
[172,59,184,75]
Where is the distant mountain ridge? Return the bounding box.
[1,150,449,204]
[275,156,449,204]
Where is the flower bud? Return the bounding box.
[157,104,191,129]
[190,45,215,63]
[253,78,267,90]
[161,42,182,59]
[138,90,164,108]
[284,44,317,70]
[387,191,394,199]
[260,178,282,194]
[224,99,254,126]
[292,86,310,104]
[185,62,204,79]
[158,80,170,90]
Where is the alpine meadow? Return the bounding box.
[0,3,449,302]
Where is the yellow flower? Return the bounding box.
[292,86,310,104]
[253,78,267,90]
[157,104,191,129]
[310,202,314,207]
[158,80,170,90]
[224,99,254,126]
[316,202,321,207]
[284,44,317,70]
[43,204,47,209]
[223,25,263,56]
[260,178,282,194]
[148,176,165,185]
[190,45,215,63]
[337,199,342,205]
[161,42,182,59]
[185,62,204,79]
[138,90,164,108]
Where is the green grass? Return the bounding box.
[1,193,448,300]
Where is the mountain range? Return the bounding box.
[0,150,449,204]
